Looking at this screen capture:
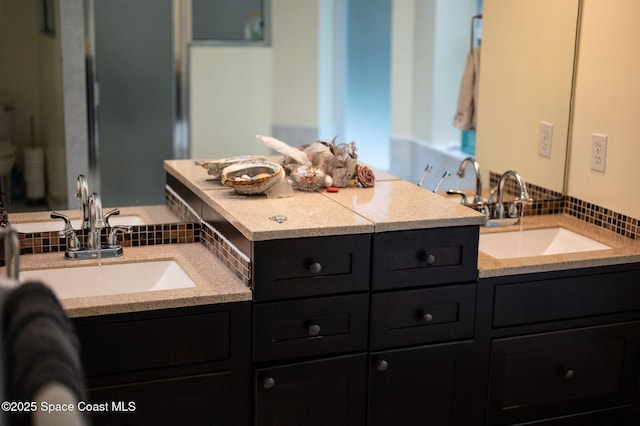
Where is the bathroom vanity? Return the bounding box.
[473,215,640,425]
[165,159,486,425]
[164,159,640,425]
[9,160,640,425]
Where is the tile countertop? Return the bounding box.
[10,243,251,318]
[477,214,640,278]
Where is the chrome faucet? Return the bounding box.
[88,193,106,250]
[493,170,533,224]
[75,175,90,230]
[456,157,483,207]
[51,175,128,259]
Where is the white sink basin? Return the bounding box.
[479,227,611,259]
[20,260,196,299]
[13,215,145,233]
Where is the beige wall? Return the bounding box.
[271,0,318,128]
[567,0,640,217]
[0,0,40,160]
[475,0,579,193]
[190,0,318,159]
[190,46,273,159]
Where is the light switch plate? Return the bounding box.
[538,121,553,158]
[591,133,607,172]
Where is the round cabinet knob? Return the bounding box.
[563,369,575,379]
[309,262,322,274]
[307,324,321,336]
[418,250,436,265]
[262,377,276,389]
[376,359,389,372]
[422,313,433,324]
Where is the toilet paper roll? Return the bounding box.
[25,147,46,200]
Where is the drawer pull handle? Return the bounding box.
[418,251,437,265]
[262,377,276,389]
[376,359,389,372]
[422,313,434,324]
[308,262,322,274]
[563,369,575,379]
[307,324,321,336]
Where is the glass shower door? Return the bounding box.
[91,0,175,206]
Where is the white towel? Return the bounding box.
[453,47,481,131]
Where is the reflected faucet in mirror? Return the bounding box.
[457,157,483,207]
[446,157,484,209]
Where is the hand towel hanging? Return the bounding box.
[453,46,481,131]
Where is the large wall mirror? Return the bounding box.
[0,0,579,216]
[475,0,581,195]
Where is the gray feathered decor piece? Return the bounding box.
[256,134,374,190]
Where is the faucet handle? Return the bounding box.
[59,227,80,250]
[108,225,132,248]
[51,212,74,232]
[104,208,120,227]
[445,190,468,205]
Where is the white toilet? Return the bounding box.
[0,95,16,199]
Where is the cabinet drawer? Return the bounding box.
[371,227,478,290]
[74,302,250,384]
[255,353,367,426]
[370,284,475,350]
[488,322,640,424]
[253,234,371,301]
[254,294,369,363]
[493,268,640,328]
[89,372,233,426]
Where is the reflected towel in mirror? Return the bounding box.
[453,47,481,131]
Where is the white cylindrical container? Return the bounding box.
[25,147,46,200]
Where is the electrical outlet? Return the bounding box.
[591,133,607,172]
[538,121,553,158]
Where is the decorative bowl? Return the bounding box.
[290,165,326,191]
[220,161,284,194]
[200,155,266,179]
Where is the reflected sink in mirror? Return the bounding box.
[12,215,145,233]
[20,260,196,299]
[479,227,612,259]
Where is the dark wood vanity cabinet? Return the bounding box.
[366,226,480,426]
[250,226,480,426]
[371,226,479,291]
[252,235,371,426]
[73,302,252,426]
[477,264,640,426]
[368,340,474,426]
[252,233,371,302]
[254,353,368,426]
